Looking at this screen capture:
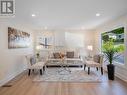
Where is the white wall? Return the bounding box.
[94,14,127,81]
[65,31,95,56]
[65,32,84,48]
[0,20,34,86]
[54,31,65,47]
[35,30,94,57]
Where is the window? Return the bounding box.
[101,27,124,64]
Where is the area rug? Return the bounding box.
[33,68,102,82]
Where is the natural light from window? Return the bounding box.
[101,27,124,64]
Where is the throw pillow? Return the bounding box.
[66,51,74,58]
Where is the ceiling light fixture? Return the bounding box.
[31,14,36,17]
[96,13,100,17]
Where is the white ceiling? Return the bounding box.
[9,0,127,30]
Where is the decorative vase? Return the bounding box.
[107,64,115,80]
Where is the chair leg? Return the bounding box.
[28,69,31,76]
[43,66,46,72]
[96,67,98,71]
[43,66,45,74]
[40,69,42,75]
[88,67,90,75]
[84,64,86,70]
[101,67,103,75]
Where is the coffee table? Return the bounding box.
[47,58,83,74]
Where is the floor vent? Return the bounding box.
[2,85,12,87]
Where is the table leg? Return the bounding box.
[88,67,90,75]
[28,69,31,76]
[84,64,86,70]
[40,69,42,75]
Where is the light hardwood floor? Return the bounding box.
[0,70,127,95]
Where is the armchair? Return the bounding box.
[84,54,104,75]
[25,55,46,76]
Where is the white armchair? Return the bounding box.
[25,55,46,76]
[83,54,104,75]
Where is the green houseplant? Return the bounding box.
[102,39,124,80]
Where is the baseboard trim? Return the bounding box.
[115,72,127,82]
[0,69,25,87]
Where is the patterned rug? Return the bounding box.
[33,68,102,82]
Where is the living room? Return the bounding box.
[0,0,127,95]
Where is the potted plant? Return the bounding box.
[102,39,124,80]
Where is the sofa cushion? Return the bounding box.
[66,51,74,58]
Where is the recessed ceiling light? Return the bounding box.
[31,14,36,17]
[96,13,100,17]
